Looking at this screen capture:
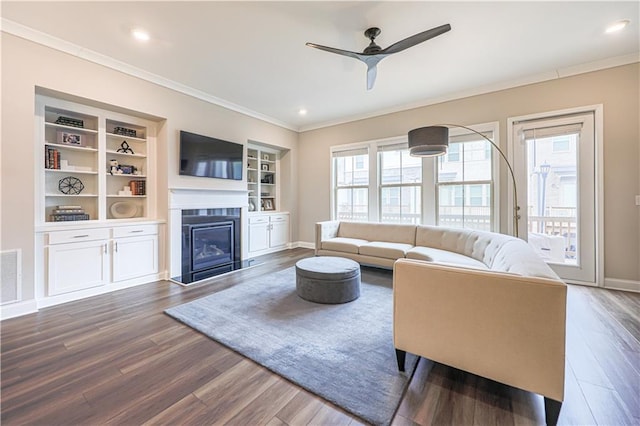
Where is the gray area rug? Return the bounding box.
[165,265,418,426]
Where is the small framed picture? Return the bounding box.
[262,154,270,161]
[261,164,269,171]
[262,197,275,211]
[57,131,83,146]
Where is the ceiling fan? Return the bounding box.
[306,24,451,90]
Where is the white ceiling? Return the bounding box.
[2,1,639,131]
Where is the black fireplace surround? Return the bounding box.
[178,208,243,284]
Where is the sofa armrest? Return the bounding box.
[315,221,340,255]
[393,258,566,402]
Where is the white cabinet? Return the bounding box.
[47,229,110,296]
[248,216,270,253]
[269,214,289,248]
[35,94,161,308]
[112,225,158,282]
[248,213,289,256]
[45,224,159,299]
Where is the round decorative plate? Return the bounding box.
[110,202,138,219]
[58,176,84,195]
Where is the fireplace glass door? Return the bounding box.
[191,222,234,272]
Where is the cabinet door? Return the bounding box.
[112,235,158,282]
[249,222,270,253]
[48,240,108,295]
[269,219,289,248]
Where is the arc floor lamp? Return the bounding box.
[408,124,521,237]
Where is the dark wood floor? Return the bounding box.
[2,248,639,425]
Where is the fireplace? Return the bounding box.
[179,208,243,284]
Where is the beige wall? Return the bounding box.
[298,63,640,283]
[1,34,298,302]
[2,31,638,306]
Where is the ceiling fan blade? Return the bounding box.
[381,24,451,55]
[366,64,377,90]
[305,42,365,61]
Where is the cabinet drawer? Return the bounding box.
[270,214,289,223]
[249,216,269,224]
[113,224,158,238]
[48,228,109,245]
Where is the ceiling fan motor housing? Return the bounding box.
[363,27,382,54]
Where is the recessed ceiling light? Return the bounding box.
[605,19,630,34]
[131,28,150,42]
[298,109,308,116]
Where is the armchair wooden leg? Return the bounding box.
[395,349,406,372]
[544,397,562,426]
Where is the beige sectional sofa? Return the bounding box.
[315,220,567,425]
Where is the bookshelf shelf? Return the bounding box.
[38,95,156,223]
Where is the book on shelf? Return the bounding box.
[128,180,146,196]
[45,146,61,169]
[52,208,84,214]
[50,213,90,221]
[50,205,89,221]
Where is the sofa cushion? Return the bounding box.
[491,240,559,279]
[338,221,416,245]
[415,225,515,266]
[321,237,369,254]
[359,241,414,259]
[406,246,489,270]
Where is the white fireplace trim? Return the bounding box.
[168,188,249,278]
[169,187,248,210]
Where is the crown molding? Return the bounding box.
[3,18,638,134]
[1,18,297,132]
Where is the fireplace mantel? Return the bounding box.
[169,187,248,210]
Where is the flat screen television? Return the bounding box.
[179,130,243,180]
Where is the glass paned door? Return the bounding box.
[512,112,598,284]
[526,133,578,265]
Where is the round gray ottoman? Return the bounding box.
[295,256,361,304]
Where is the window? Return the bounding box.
[446,143,460,162]
[435,129,496,231]
[333,148,369,221]
[331,124,498,229]
[379,145,422,224]
[552,136,571,152]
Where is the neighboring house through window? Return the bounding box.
[378,144,422,224]
[427,123,499,232]
[332,147,369,221]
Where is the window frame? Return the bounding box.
[377,143,423,224]
[331,146,371,222]
[424,122,501,232]
[329,123,499,230]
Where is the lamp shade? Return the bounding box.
[408,126,449,157]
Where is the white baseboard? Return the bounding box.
[604,277,640,293]
[0,300,38,320]
[295,241,315,250]
[1,272,169,320]
[37,272,164,309]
